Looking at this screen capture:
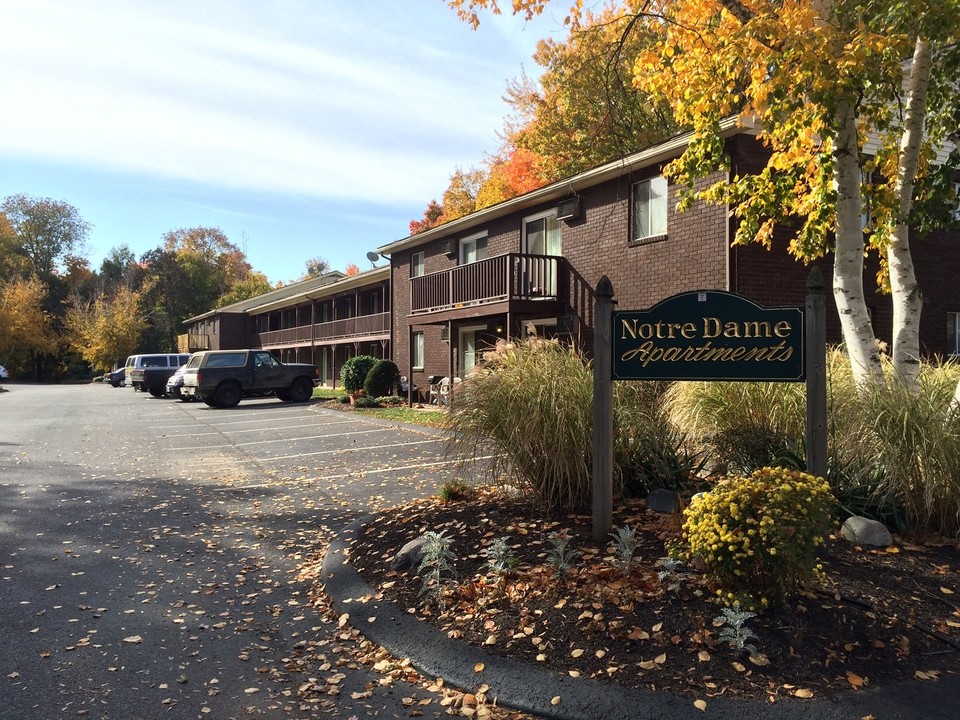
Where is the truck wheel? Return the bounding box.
[148,387,165,398]
[214,382,242,408]
[202,395,218,407]
[288,378,313,403]
[275,390,291,402]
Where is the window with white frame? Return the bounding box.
[523,210,562,256]
[949,312,960,356]
[632,175,668,242]
[411,251,425,278]
[460,233,488,264]
[412,332,425,369]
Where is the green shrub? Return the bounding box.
[353,395,380,408]
[337,394,351,404]
[340,355,378,393]
[378,395,404,406]
[364,359,401,398]
[681,467,835,611]
[438,478,475,502]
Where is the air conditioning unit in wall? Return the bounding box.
[556,196,580,221]
[440,326,450,342]
[441,239,456,256]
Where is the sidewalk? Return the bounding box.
[322,516,960,720]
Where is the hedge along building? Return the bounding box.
[378,124,960,402]
[180,265,391,387]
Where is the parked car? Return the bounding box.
[0,365,8,379]
[106,367,125,387]
[166,364,191,400]
[127,353,191,396]
[181,349,318,408]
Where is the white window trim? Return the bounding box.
[521,209,562,255]
[412,331,425,370]
[948,312,960,356]
[631,175,668,244]
[411,251,425,278]
[459,232,488,264]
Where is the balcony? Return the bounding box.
[255,311,390,347]
[179,333,210,352]
[410,253,566,318]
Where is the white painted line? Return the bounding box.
[311,455,495,481]
[261,438,442,461]
[233,426,399,447]
[162,421,339,438]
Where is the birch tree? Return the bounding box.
[449,0,960,390]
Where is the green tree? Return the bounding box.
[1,194,91,277]
[216,271,274,307]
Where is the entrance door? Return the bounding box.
[459,325,487,378]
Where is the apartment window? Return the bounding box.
[411,251,425,278]
[632,175,668,242]
[460,233,488,264]
[412,332,425,369]
[523,210,562,256]
[949,312,960,356]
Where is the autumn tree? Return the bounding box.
[1,194,91,277]
[215,271,274,307]
[502,7,677,181]
[64,286,146,371]
[344,263,361,276]
[409,199,446,235]
[0,276,58,374]
[452,0,960,391]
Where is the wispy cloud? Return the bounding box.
[0,0,555,204]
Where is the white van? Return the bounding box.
[125,353,191,392]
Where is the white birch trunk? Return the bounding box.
[833,97,883,387]
[887,37,932,392]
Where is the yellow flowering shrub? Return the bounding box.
[681,467,835,611]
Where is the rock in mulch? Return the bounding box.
[390,535,429,571]
[841,515,893,547]
[646,488,680,514]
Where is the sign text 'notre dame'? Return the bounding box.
[613,291,805,382]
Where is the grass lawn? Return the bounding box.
[311,387,447,428]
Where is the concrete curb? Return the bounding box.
[321,516,959,720]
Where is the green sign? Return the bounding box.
[613,291,804,381]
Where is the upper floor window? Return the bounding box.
[411,251,425,278]
[523,210,562,256]
[460,233,488,264]
[632,175,668,242]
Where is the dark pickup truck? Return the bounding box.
[180,350,318,408]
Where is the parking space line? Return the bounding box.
[310,455,495,481]
[261,438,442,461]
[233,426,401,447]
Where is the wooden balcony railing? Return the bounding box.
[410,253,564,316]
[179,333,210,352]
[255,311,390,347]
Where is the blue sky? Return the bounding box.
[0,1,565,285]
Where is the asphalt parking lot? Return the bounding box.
[0,384,483,720]
[160,394,458,511]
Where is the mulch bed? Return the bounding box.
[347,489,960,702]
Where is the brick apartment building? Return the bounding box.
[378,126,960,402]
[180,266,391,387]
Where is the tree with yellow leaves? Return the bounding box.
[0,276,58,375]
[63,287,146,372]
[450,0,960,391]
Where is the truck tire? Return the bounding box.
[148,387,165,398]
[202,395,218,407]
[276,390,291,402]
[213,382,242,408]
[288,378,313,403]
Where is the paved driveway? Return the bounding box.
[0,384,475,720]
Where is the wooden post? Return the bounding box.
[805,267,828,479]
[592,276,615,543]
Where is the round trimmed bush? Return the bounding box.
[681,467,835,611]
[364,359,401,398]
[340,355,378,394]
